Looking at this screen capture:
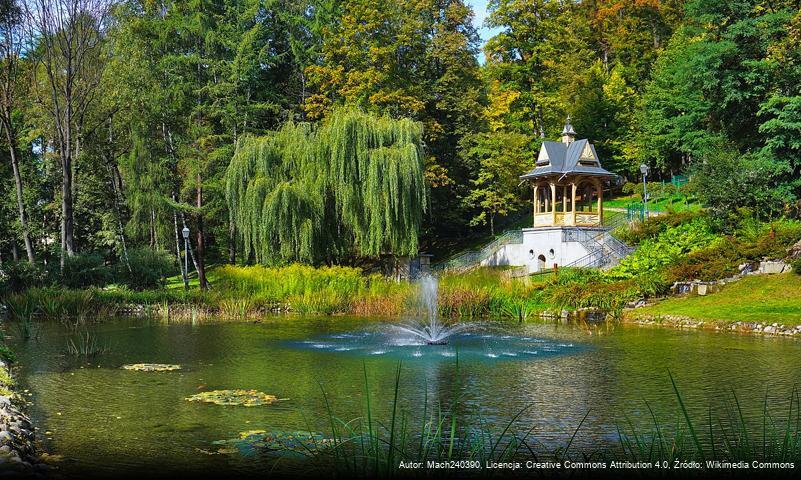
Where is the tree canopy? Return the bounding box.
[225,108,427,264]
[0,0,798,273]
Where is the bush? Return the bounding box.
[610,218,720,280]
[617,211,705,246]
[117,248,175,290]
[791,257,801,276]
[0,261,48,294]
[665,240,742,282]
[60,253,112,288]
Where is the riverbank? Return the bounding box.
[0,358,38,475]
[624,273,801,335]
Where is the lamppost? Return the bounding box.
[182,226,190,291]
[640,163,650,220]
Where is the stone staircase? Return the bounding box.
[433,212,633,273]
[561,227,634,269]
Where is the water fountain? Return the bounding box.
[288,274,582,361]
[391,275,471,345]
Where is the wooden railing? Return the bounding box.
[533,212,600,227]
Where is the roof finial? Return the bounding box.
[561,115,576,144]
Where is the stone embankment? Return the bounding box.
[0,359,41,476]
[624,258,801,338]
[628,315,801,338]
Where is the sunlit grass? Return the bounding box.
[629,273,801,325]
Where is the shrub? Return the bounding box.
[617,211,705,246]
[736,220,801,260]
[665,240,742,282]
[60,253,112,288]
[117,248,175,290]
[0,345,15,364]
[0,261,48,294]
[610,218,720,280]
[790,257,801,276]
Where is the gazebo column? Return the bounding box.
[532,185,539,214]
[550,183,557,225]
[570,182,577,226]
[562,185,568,212]
[596,183,603,225]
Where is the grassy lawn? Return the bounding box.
[604,193,701,213]
[628,273,801,325]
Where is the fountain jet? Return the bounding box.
[392,275,471,345]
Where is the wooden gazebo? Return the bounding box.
[520,117,616,228]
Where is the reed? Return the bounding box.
[304,367,801,475]
[66,330,109,357]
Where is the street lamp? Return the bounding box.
[182,226,190,291]
[640,164,650,220]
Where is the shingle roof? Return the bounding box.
[520,139,616,180]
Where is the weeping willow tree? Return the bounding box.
[225,108,427,264]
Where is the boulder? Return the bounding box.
[788,239,801,258]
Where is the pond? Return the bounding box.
[9,316,801,477]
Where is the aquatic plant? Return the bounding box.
[121,364,181,372]
[66,330,109,357]
[294,366,801,475]
[218,297,255,318]
[186,390,282,407]
[213,431,333,457]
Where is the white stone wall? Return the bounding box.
[480,227,593,272]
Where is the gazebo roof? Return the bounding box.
[520,138,616,181]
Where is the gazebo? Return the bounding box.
[476,116,631,272]
[520,117,616,228]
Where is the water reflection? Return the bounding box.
[9,317,801,477]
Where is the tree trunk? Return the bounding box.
[172,193,187,285]
[61,143,75,267]
[228,223,236,264]
[61,141,75,257]
[195,172,208,290]
[3,123,34,263]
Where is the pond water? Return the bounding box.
[9,316,801,477]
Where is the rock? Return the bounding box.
[758,260,788,274]
[788,239,801,258]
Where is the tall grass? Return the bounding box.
[66,329,109,357]
[308,361,543,476]
[2,264,654,320]
[301,367,801,475]
[616,373,801,465]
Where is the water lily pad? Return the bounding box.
[212,430,332,457]
[122,363,181,372]
[186,389,280,406]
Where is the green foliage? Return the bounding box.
[116,248,174,290]
[60,253,112,289]
[0,261,47,294]
[610,218,720,279]
[461,131,533,234]
[688,144,791,218]
[666,242,743,282]
[616,211,706,246]
[790,257,801,275]
[226,108,427,263]
[0,344,15,364]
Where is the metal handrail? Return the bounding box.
[433,229,523,272]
